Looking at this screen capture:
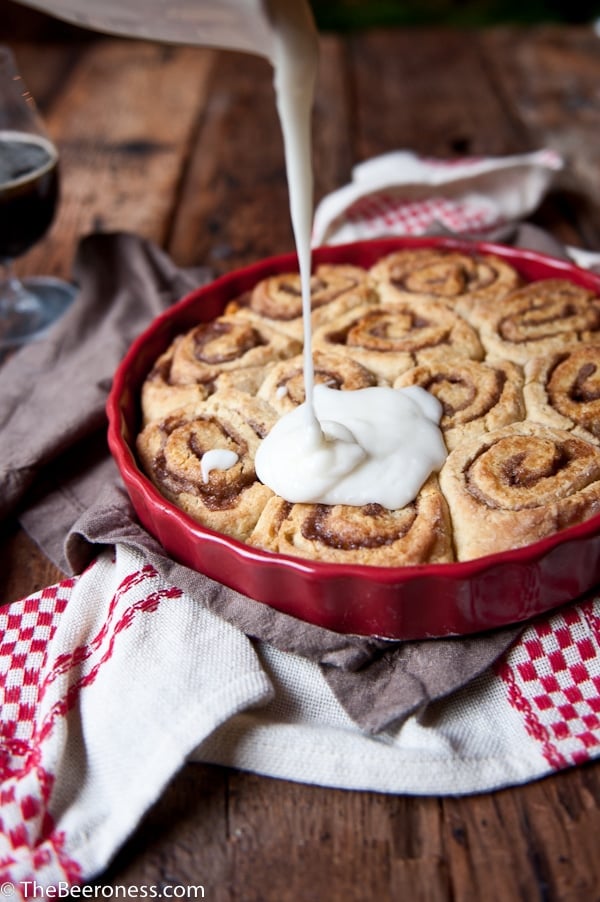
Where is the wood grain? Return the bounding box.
[98,763,600,900]
[3,8,600,899]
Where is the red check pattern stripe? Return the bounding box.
[496,597,600,769]
[0,559,181,896]
[345,193,499,236]
[0,584,73,749]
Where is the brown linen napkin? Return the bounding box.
[2,229,549,734]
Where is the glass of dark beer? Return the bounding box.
[0,46,75,350]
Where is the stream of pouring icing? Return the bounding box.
[255,0,447,508]
[267,0,319,430]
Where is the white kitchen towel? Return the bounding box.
[312,148,564,246]
[1,544,599,892]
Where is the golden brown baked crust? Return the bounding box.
[477,279,600,364]
[140,313,299,423]
[439,422,600,560]
[247,475,454,566]
[225,263,377,340]
[141,339,210,424]
[369,247,521,318]
[394,355,525,450]
[524,344,600,445]
[136,391,276,542]
[168,313,301,386]
[312,300,483,382]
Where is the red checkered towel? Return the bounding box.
[1,546,600,893]
[0,548,271,893]
[312,149,563,245]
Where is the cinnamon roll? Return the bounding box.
[247,475,454,565]
[394,356,525,450]
[257,349,381,415]
[312,300,483,382]
[524,344,600,445]
[136,391,276,541]
[439,422,600,560]
[167,313,301,388]
[141,339,210,424]
[477,279,600,364]
[369,247,521,318]
[225,264,377,340]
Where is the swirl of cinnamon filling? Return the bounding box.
[247,475,454,565]
[394,356,525,450]
[257,349,380,414]
[136,392,276,541]
[439,422,600,560]
[312,301,483,381]
[225,264,377,340]
[167,313,301,387]
[525,344,600,444]
[369,248,521,315]
[478,280,600,364]
[250,263,369,319]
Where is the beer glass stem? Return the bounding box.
[0,259,46,336]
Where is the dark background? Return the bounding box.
[309,0,600,28]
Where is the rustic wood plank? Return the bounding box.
[95,764,231,893]
[168,33,354,272]
[13,39,217,282]
[0,527,63,605]
[349,27,531,162]
[9,37,92,115]
[97,761,600,900]
[312,34,356,205]
[481,25,600,249]
[100,768,453,901]
[167,48,293,273]
[442,766,600,902]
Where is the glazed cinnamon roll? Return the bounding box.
[136,391,276,542]
[369,248,521,318]
[312,300,483,382]
[524,344,600,445]
[477,279,600,364]
[257,349,381,415]
[225,264,377,340]
[439,422,600,560]
[394,356,525,450]
[247,475,454,565]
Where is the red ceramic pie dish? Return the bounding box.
[106,235,600,640]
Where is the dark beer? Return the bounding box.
[0,130,59,261]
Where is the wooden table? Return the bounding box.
[3,3,600,898]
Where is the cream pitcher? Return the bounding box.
[10,0,316,60]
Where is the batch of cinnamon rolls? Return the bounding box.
[136,247,600,567]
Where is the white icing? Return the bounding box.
[255,384,447,509]
[258,4,448,509]
[268,0,319,425]
[201,449,239,483]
